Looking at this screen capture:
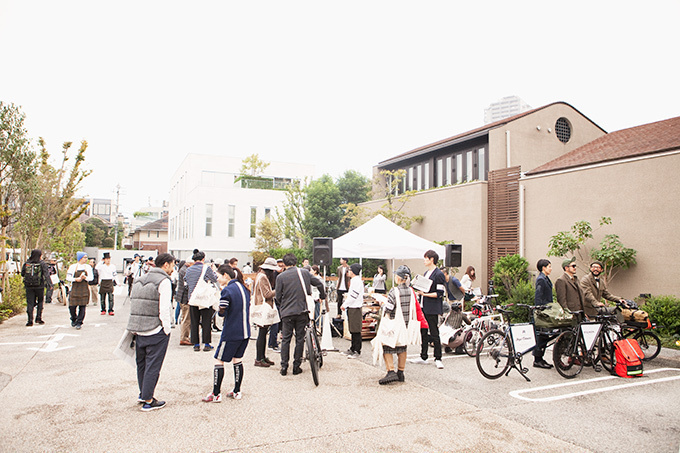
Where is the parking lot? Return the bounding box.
[1,300,679,452]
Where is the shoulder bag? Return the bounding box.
[250,274,280,327]
[296,268,315,318]
[188,264,221,310]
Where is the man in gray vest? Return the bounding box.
[127,253,176,412]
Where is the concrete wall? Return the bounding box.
[488,103,606,173]
[521,151,680,298]
[360,181,488,289]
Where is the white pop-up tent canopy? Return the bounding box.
[332,214,445,260]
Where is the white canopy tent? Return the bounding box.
[332,215,445,260]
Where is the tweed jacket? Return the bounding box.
[555,272,584,314]
[579,272,622,319]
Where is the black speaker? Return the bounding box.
[445,244,462,267]
[313,237,333,266]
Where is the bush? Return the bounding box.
[0,274,27,322]
[506,280,535,323]
[642,295,680,336]
[492,254,531,304]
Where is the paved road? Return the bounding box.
[1,300,678,452]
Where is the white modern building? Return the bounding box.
[168,154,314,263]
[484,95,532,124]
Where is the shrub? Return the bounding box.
[0,274,27,322]
[492,254,531,304]
[642,295,680,336]
[506,280,535,323]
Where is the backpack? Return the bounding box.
[534,301,575,328]
[613,338,644,378]
[23,262,44,287]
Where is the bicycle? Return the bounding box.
[325,278,337,305]
[614,301,661,361]
[462,295,502,357]
[475,304,558,382]
[305,312,324,386]
[552,310,622,379]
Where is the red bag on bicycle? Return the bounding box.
[613,338,644,378]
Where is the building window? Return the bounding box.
[416,164,422,190]
[408,167,414,191]
[466,150,474,181]
[478,148,486,181]
[555,117,572,143]
[423,162,430,189]
[205,204,213,237]
[250,207,257,238]
[227,205,235,237]
[436,159,443,187]
[445,156,452,185]
[456,154,463,183]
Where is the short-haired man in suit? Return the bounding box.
[555,258,585,314]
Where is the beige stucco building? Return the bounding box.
[363,102,680,299]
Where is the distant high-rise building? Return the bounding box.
[484,96,532,124]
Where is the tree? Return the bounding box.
[83,218,108,247]
[337,169,371,233]
[370,169,422,229]
[0,102,35,287]
[304,174,343,240]
[254,216,283,254]
[547,217,636,282]
[235,153,270,186]
[277,178,307,248]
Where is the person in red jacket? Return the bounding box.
[377,265,428,385]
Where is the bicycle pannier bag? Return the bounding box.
[534,301,574,328]
[613,338,644,378]
[620,308,650,326]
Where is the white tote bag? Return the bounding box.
[188,264,220,310]
[296,268,315,316]
[407,288,422,346]
[250,274,280,327]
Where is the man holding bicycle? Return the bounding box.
[532,259,554,369]
[580,260,625,319]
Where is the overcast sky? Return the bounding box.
[1,1,678,217]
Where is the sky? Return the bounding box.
[1,1,679,217]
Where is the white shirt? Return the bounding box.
[66,263,94,282]
[460,274,473,292]
[96,262,117,281]
[137,278,172,336]
[342,275,364,309]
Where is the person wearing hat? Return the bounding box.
[579,260,625,320]
[66,252,94,329]
[125,254,143,296]
[44,254,59,304]
[555,257,585,314]
[251,257,279,367]
[341,262,365,358]
[96,252,118,315]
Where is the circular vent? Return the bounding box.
[555,117,572,143]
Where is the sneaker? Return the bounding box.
[268,345,280,353]
[140,398,166,411]
[137,394,145,404]
[101,311,106,315]
[263,357,275,366]
[71,321,76,327]
[226,391,242,400]
[75,325,82,330]
[435,360,444,369]
[292,367,303,375]
[254,359,271,368]
[203,344,213,352]
[408,357,428,365]
[108,312,114,316]
[193,345,201,352]
[202,392,222,403]
[280,368,287,376]
[379,370,399,385]
[179,341,193,346]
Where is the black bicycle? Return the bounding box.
[305,315,323,386]
[552,311,622,378]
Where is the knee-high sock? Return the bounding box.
[213,364,224,396]
[233,362,244,393]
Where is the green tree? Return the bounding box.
[337,169,371,233]
[370,169,422,229]
[254,216,283,254]
[277,178,307,248]
[83,218,108,247]
[0,102,35,288]
[548,217,636,282]
[48,221,85,266]
[304,174,343,240]
[235,153,270,186]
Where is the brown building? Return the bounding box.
[130,216,169,254]
[364,102,680,298]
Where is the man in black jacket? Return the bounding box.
[412,250,447,369]
[533,259,554,369]
[275,253,324,376]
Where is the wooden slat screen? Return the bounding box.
[487,166,521,284]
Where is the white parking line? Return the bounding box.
[509,368,680,402]
[406,354,468,360]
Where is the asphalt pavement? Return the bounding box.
[1,299,679,453]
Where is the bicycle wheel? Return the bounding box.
[312,325,323,368]
[328,288,337,305]
[553,331,585,379]
[598,326,621,372]
[464,328,483,357]
[476,329,511,379]
[635,330,661,361]
[305,329,319,386]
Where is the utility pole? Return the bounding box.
[114,184,121,250]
